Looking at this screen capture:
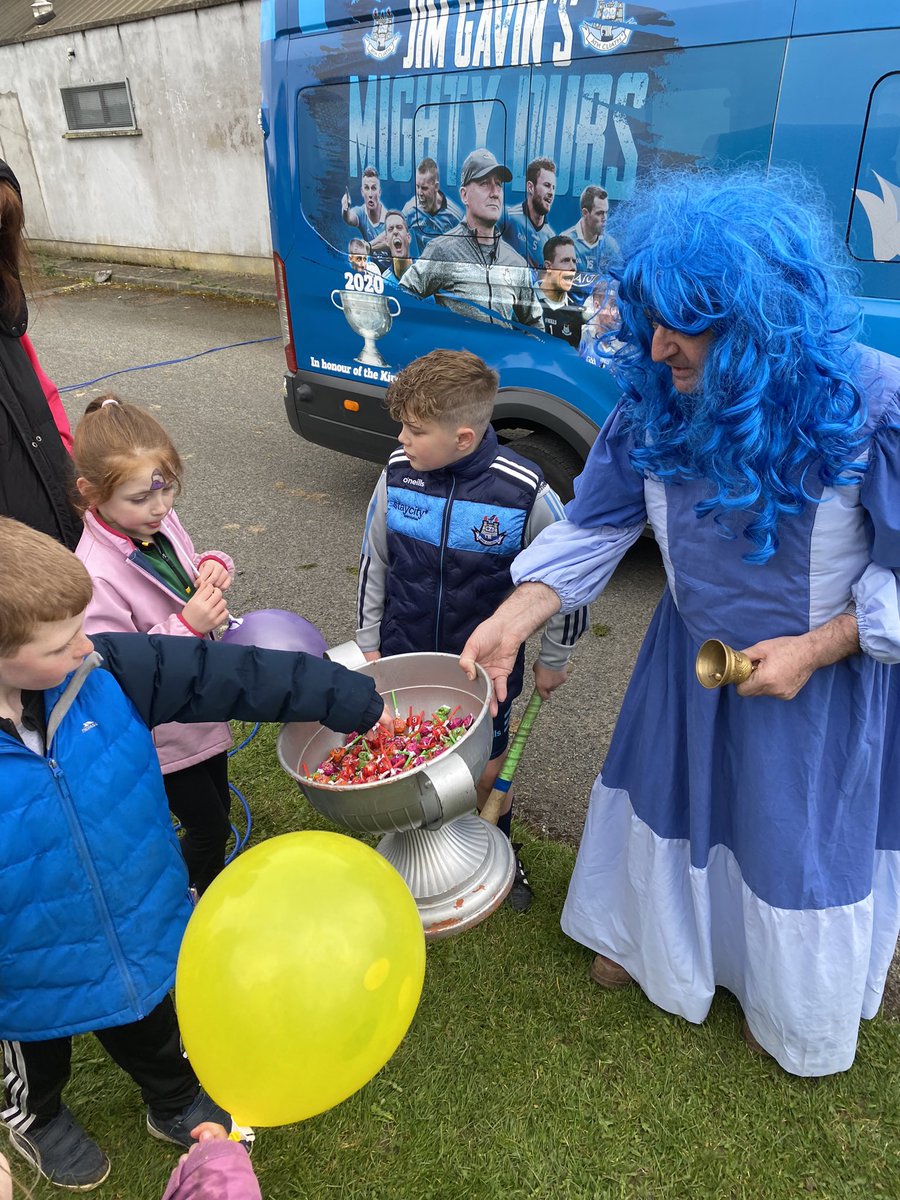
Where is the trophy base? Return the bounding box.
[376,812,515,939]
[354,337,387,368]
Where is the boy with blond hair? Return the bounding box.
[0,518,386,1190]
[357,350,587,909]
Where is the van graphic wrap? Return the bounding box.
[264,0,899,488]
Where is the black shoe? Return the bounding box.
[7,1105,110,1190]
[147,1089,253,1150]
[505,843,534,913]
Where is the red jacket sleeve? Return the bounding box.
[20,332,73,454]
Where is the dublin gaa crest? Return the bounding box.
[581,1,635,54]
[364,8,401,60]
[473,515,506,547]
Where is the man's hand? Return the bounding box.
[533,661,569,701]
[460,583,562,716]
[737,613,859,701]
[459,618,519,715]
[363,649,382,663]
[196,558,231,591]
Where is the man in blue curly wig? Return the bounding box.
[460,167,900,1077]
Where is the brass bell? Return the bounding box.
[695,639,754,689]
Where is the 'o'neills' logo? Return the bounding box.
[580,1,635,54]
[473,515,506,547]
[364,7,401,60]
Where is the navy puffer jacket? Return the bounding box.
[380,427,543,702]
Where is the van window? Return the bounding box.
[850,73,900,263]
[297,37,785,264]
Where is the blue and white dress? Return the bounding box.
[512,346,900,1076]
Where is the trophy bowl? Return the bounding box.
[277,652,493,834]
[277,653,515,938]
[331,288,401,367]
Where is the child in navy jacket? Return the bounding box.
[356,350,588,910]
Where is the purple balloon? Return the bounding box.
[220,609,328,657]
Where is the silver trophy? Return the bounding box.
[331,289,400,367]
[278,650,516,939]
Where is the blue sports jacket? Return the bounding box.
[0,634,383,1042]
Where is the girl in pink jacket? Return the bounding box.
[74,396,236,894]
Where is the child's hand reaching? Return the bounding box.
[191,1122,229,1143]
[182,582,229,635]
[196,558,231,591]
[176,1122,229,1167]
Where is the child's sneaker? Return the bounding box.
[505,843,534,913]
[7,1104,110,1190]
[146,1089,253,1149]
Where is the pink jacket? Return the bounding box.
[161,1140,261,1200]
[76,507,235,773]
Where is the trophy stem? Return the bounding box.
[377,812,515,939]
[356,335,387,367]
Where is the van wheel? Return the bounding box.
[509,432,584,503]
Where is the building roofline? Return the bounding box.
[0,0,243,48]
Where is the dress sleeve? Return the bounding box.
[523,483,590,667]
[511,405,646,613]
[854,417,900,663]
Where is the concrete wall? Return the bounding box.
[0,1,272,273]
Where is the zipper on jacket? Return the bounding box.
[47,755,144,1016]
[434,475,456,649]
[128,548,191,601]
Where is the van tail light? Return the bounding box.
[273,252,297,373]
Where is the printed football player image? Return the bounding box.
[538,235,587,348]
[502,157,558,269]
[402,158,464,255]
[400,149,543,331]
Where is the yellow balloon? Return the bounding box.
[175,831,426,1126]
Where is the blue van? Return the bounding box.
[260,0,900,497]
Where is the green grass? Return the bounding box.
[13,724,900,1199]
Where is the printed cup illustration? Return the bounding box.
[331,289,401,367]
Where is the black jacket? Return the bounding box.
[91,631,385,734]
[0,158,81,549]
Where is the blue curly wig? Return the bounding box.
[610,167,866,563]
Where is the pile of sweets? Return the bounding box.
[306,705,474,785]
